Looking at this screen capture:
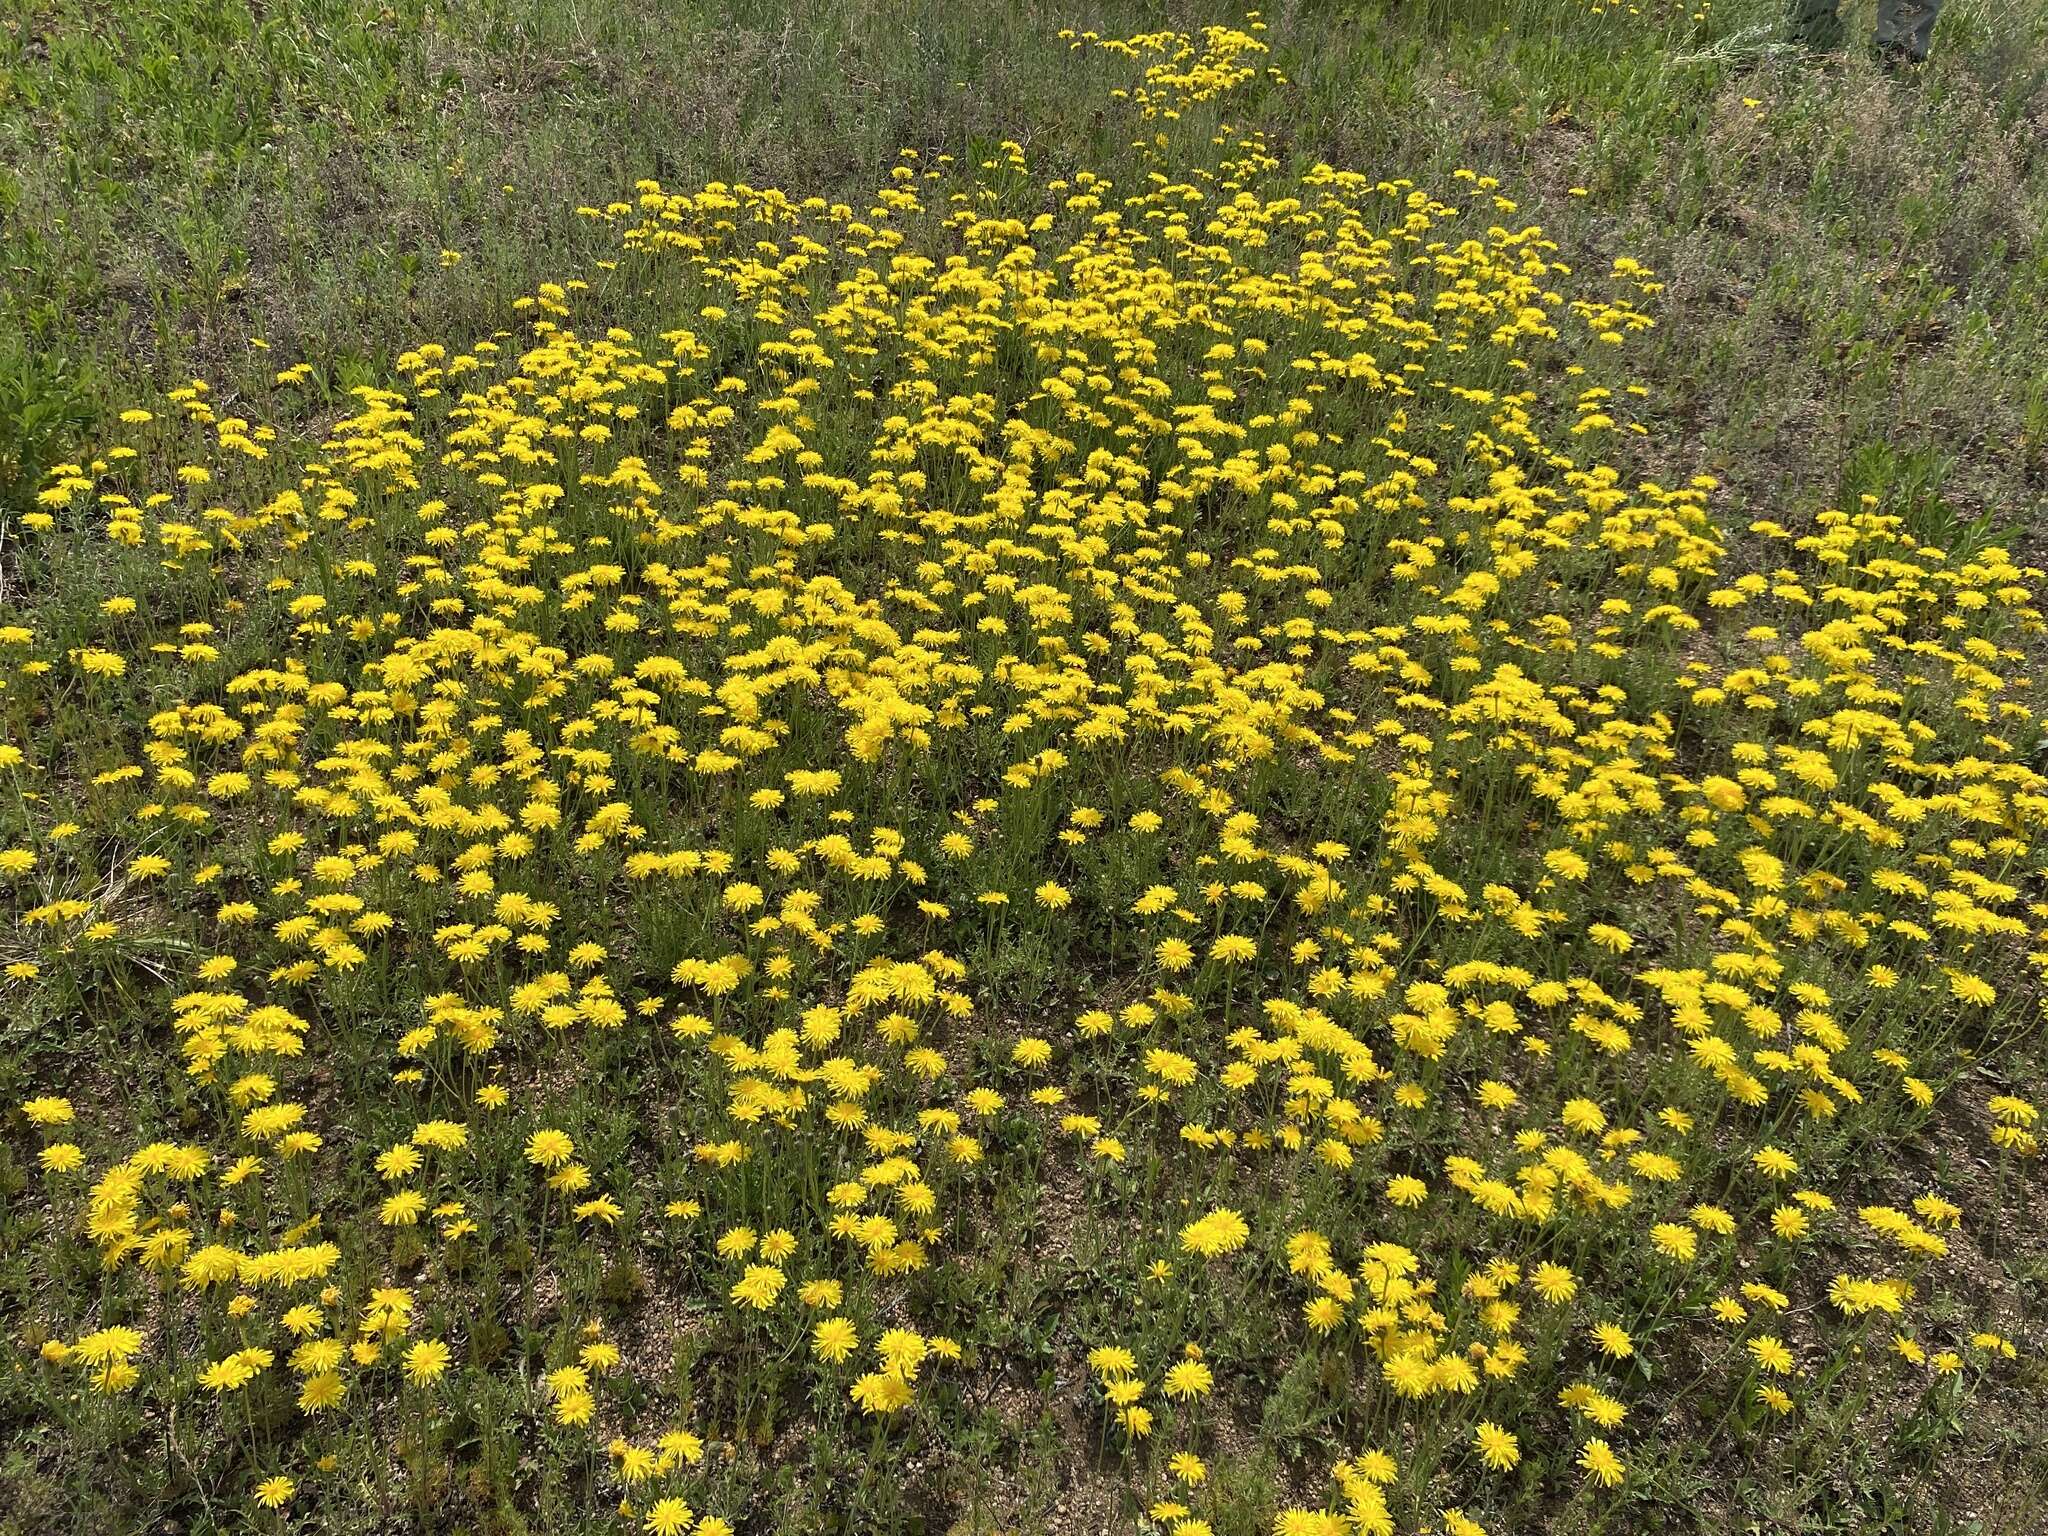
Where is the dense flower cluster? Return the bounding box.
[7,17,2042,1534]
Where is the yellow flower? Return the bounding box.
[1648,1222,1696,1261]
[1947,972,1995,1007]
[1178,1208,1250,1258]
[1011,1037,1054,1068]
[1577,1437,1625,1488]
[1752,1145,1798,1179]
[71,1327,144,1367]
[22,1096,75,1126]
[877,1329,927,1379]
[404,1339,451,1385]
[1473,1421,1519,1471]
[730,1265,787,1310]
[1747,1335,1794,1375]
[1770,1205,1809,1241]
[525,1129,575,1169]
[1161,1359,1212,1399]
[850,1371,913,1415]
[298,1372,345,1411]
[812,1317,859,1364]
[1384,1175,1429,1208]
[1590,1322,1633,1359]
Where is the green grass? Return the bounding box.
[2,1,2046,1532]
[4,0,2046,511]
[5,0,2046,540]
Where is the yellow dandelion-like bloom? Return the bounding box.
[1577,1437,1626,1488]
[1178,1208,1250,1258]
[1473,1421,1519,1471]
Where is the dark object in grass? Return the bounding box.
[1789,0,1943,62]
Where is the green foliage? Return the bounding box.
[1,1,2045,1533]
[0,338,93,521]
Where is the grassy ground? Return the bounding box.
[2,1,2047,1533]
[5,0,2046,541]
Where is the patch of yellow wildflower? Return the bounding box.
[7,16,2043,1534]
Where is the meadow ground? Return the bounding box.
[2,1,2047,1533]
